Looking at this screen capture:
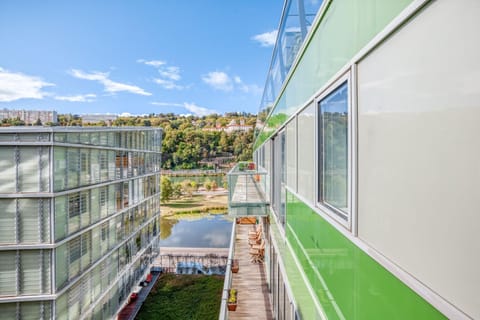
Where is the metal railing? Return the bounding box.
[227,162,269,216]
[219,221,237,320]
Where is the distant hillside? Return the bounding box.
[58,112,256,170]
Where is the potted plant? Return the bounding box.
[227,288,237,311]
[231,259,239,273]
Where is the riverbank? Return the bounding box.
[161,189,228,217]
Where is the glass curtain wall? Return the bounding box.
[0,146,50,193]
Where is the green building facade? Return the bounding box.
[254,0,478,319]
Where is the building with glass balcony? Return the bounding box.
[0,127,162,319]
[242,0,479,319]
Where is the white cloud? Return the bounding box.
[152,101,217,116]
[0,67,54,102]
[151,102,183,107]
[159,66,181,81]
[69,69,151,96]
[183,102,217,116]
[137,59,166,67]
[55,93,96,102]
[153,78,184,90]
[139,59,184,89]
[203,72,262,95]
[231,75,263,94]
[252,30,278,47]
[202,71,233,91]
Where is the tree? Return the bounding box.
[172,183,183,199]
[204,178,212,191]
[160,176,173,203]
[211,180,218,191]
[182,179,194,198]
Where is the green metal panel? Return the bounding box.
[255,0,413,149]
[270,212,322,319]
[285,191,446,320]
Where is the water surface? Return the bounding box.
[160,214,233,248]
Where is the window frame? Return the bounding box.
[315,73,352,229]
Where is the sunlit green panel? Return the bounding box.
[270,213,321,319]
[285,191,445,319]
[255,0,413,149]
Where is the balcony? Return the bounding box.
[227,162,269,216]
[219,221,273,320]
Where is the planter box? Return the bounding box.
[231,259,239,273]
[228,288,238,311]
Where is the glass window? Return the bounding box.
[318,82,349,217]
[272,131,286,227]
[67,148,79,189]
[80,149,90,186]
[90,187,100,224]
[92,227,101,263]
[18,199,44,243]
[297,103,315,203]
[0,147,15,193]
[286,119,297,191]
[20,250,42,294]
[0,251,17,296]
[55,196,68,240]
[79,191,90,229]
[68,193,81,234]
[0,200,16,244]
[81,231,91,270]
[53,147,67,192]
[18,147,39,192]
[55,244,68,289]
[69,237,81,279]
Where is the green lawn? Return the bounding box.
[161,193,227,216]
[135,274,224,320]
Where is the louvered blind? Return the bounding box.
[20,251,42,294]
[0,200,16,244]
[0,251,17,296]
[0,147,15,193]
[18,199,41,243]
[18,147,39,192]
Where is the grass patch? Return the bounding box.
[166,203,203,209]
[161,193,227,216]
[136,274,224,320]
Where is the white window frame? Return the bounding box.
[315,72,353,230]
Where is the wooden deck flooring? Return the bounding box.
[229,224,273,320]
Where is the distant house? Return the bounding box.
[81,114,118,125]
[0,108,57,124]
[224,119,253,133]
[202,119,253,133]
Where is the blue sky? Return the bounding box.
[0,1,283,116]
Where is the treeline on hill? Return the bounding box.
[58,112,256,170]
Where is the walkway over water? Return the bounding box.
[229,224,273,319]
[227,163,269,216]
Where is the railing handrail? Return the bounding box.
[227,161,268,176]
[219,220,237,320]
